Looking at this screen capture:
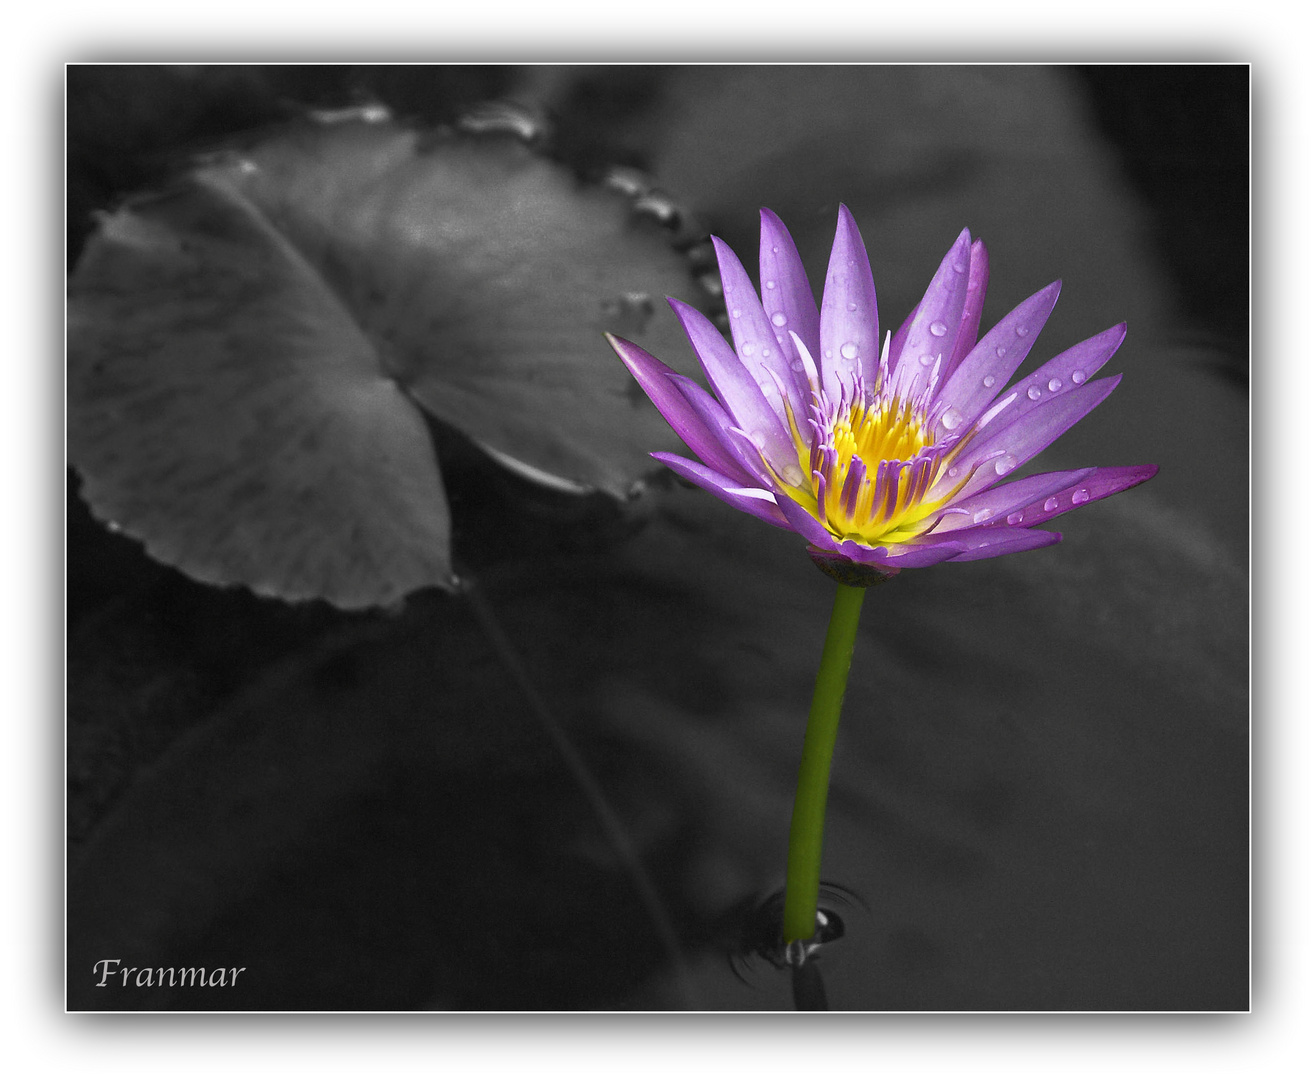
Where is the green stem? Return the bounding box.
[783,581,868,945]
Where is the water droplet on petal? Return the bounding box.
[731,308,742,318]
[1015,325,1029,337]
[953,260,967,273]
[771,245,780,253]
[771,312,788,327]
[1043,496,1059,512]
[1072,370,1086,384]
[918,354,935,367]
[941,408,962,430]
[765,280,776,290]
[782,463,805,485]
[994,454,1017,476]
[1027,386,1043,401]
[1071,488,1090,505]
[973,508,992,524]
[741,342,756,356]
[846,301,857,312]
[948,465,960,477]
[840,342,859,361]
[1006,511,1024,525]
[995,345,1008,358]
[749,430,767,449]
[982,374,997,388]
[929,320,948,337]
[824,349,834,359]
[762,348,772,357]
[1048,378,1063,392]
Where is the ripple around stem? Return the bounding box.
[728,882,869,996]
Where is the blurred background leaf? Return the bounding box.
[68,111,709,608]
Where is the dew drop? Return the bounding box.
[846,301,857,312]
[1015,325,1029,337]
[781,463,805,486]
[948,466,960,477]
[772,245,780,253]
[953,260,967,273]
[1071,370,1086,385]
[731,307,742,319]
[824,349,834,359]
[982,374,997,388]
[1007,511,1024,525]
[771,311,788,327]
[1048,377,1063,392]
[762,348,772,358]
[973,508,992,524]
[994,454,1017,476]
[741,342,756,356]
[790,359,804,372]
[1043,496,1059,512]
[1027,386,1043,401]
[941,408,962,430]
[840,341,859,360]
[1071,488,1090,505]
[765,280,777,290]
[929,320,948,337]
[995,345,1008,358]
[918,353,935,367]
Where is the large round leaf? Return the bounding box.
[67,117,706,608]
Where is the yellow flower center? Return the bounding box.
[776,386,958,548]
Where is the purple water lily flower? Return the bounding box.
[607,206,1157,579]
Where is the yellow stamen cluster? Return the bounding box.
[777,390,957,548]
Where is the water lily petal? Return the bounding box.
[664,372,775,487]
[759,208,821,384]
[712,236,808,426]
[817,205,879,402]
[1003,323,1128,419]
[890,228,972,403]
[937,375,1123,502]
[928,467,1099,533]
[934,280,1062,423]
[606,333,758,487]
[944,526,1064,562]
[667,298,797,475]
[947,239,990,369]
[1003,463,1160,528]
[654,453,791,528]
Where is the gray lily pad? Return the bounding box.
[68,117,704,608]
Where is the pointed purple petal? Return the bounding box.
[759,208,820,377]
[947,239,990,369]
[663,372,770,488]
[944,526,1064,562]
[934,281,1062,422]
[606,333,757,483]
[890,228,973,403]
[928,467,1099,533]
[1002,463,1160,528]
[652,453,791,528]
[712,235,809,425]
[667,298,798,475]
[817,205,879,401]
[937,375,1123,502]
[1004,323,1127,417]
[773,490,845,551]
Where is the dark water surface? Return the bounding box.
[67,64,1248,1011]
